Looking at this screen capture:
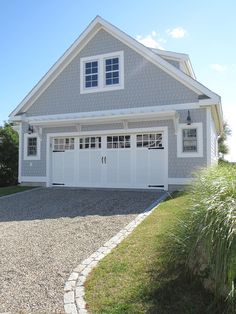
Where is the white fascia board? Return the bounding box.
[151,48,189,60]
[10,16,220,118]
[199,99,223,134]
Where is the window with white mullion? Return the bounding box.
[79,137,101,149]
[107,135,130,149]
[105,57,119,86]
[182,129,197,152]
[27,137,37,156]
[84,61,98,88]
[136,133,163,148]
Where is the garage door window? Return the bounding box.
[107,135,130,149]
[136,133,163,148]
[79,137,101,149]
[53,138,75,151]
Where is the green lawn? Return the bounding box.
[85,194,224,314]
[0,186,35,197]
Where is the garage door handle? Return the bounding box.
[104,156,106,164]
[148,147,164,150]
[102,156,104,164]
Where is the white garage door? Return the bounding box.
[51,132,166,189]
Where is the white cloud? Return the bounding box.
[166,27,187,38]
[136,33,164,50]
[211,64,227,73]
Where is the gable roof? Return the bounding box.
[9,15,222,126]
[151,48,196,79]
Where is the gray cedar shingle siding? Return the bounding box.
[25,29,198,117]
[21,108,207,179]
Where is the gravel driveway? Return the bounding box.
[0,187,163,313]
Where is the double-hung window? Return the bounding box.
[24,134,41,160]
[177,123,203,158]
[80,51,124,93]
[182,129,197,152]
[85,61,98,88]
[105,57,119,85]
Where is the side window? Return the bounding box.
[177,123,203,158]
[182,128,197,152]
[24,134,41,160]
[27,137,37,156]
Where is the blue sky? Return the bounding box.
[1,0,235,160]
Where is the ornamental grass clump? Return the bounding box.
[171,164,236,310]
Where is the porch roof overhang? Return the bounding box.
[11,107,179,128]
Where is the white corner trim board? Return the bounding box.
[63,192,168,314]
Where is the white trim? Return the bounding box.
[46,126,168,190]
[21,176,47,183]
[23,133,41,160]
[168,178,192,185]
[18,123,22,183]
[177,123,203,158]
[11,103,202,123]
[80,51,124,94]
[46,126,167,138]
[206,107,211,166]
[9,16,221,119]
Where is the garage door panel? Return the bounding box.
[78,151,90,185]
[52,152,64,185]
[63,152,76,186]
[148,149,165,186]
[106,151,118,185]
[135,150,149,186]
[118,151,132,184]
[90,151,102,184]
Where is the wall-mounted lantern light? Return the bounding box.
[186,110,192,125]
[28,125,34,134]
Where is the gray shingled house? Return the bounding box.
[9,16,223,191]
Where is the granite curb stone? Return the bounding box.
[63,192,168,314]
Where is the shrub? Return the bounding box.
[0,123,18,186]
[170,164,236,311]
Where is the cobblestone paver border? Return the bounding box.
[64,192,168,314]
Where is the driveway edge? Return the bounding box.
[63,192,168,314]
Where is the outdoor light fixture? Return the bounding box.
[186,110,192,125]
[28,125,34,134]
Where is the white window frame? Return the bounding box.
[24,133,41,160]
[177,123,203,158]
[80,51,124,94]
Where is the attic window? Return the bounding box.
[85,61,98,88]
[105,58,119,85]
[80,51,124,94]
